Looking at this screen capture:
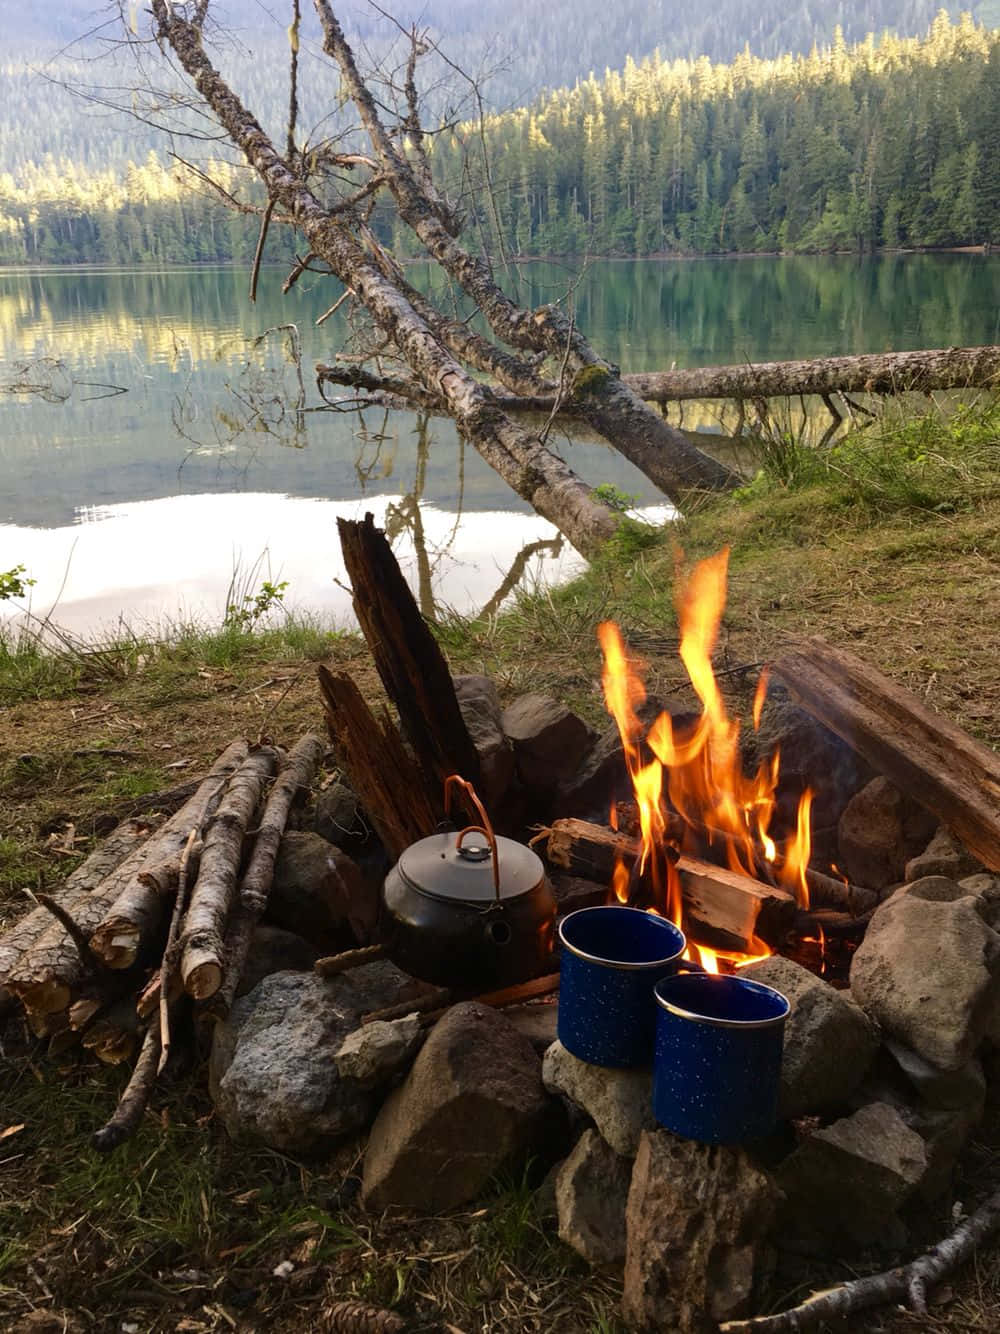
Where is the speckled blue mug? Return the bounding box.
[557,906,688,1068]
[652,972,790,1144]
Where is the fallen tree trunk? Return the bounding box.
[179,746,280,1000]
[772,637,1000,872]
[625,344,1000,405]
[544,818,796,951]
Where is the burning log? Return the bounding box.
[179,746,280,1000]
[544,818,796,952]
[89,741,248,970]
[772,637,1000,872]
[337,514,480,792]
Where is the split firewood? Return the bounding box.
[318,665,438,858]
[362,986,452,1025]
[0,818,153,1016]
[544,818,796,951]
[772,637,1000,871]
[5,745,251,1016]
[419,972,561,1027]
[803,868,878,916]
[720,1179,1000,1331]
[89,740,247,969]
[204,734,325,1020]
[179,746,280,1000]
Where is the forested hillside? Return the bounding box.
[0,14,996,263]
[425,12,1000,255]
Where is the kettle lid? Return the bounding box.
[397,830,544,903]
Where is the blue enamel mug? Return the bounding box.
[652,972,790,1144]
[557,906,688,1068]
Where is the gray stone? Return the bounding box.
[850,876,1000,1069]
[505,1002,558,1053]
[210,963,424,1153]
[901,1095,984,1202]
[960,874,1000,932]
[453,675,515,809]
[501,693,594,791]
[623,1130,779,1333]
[235,925,320,999]
[740,955,879,1117]
[837,777,936,889]
[313,782,367,852]
[776,1102,928,1246]
[905,826,981,884]
[884,1040,987,1111]
[269,830,375,945]
[555,1129,631,1264]
[334,1015,424,1089]
[361,1003,550,1212]
[542,1040,655,1156]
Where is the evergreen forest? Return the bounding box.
[0,12,997,264]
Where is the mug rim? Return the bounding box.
[654,972,790,1029]
[558,904,686,972]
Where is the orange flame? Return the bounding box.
[598,548,819,965]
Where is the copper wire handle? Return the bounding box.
[444,775,501,900]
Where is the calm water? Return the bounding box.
[1,254,999,633]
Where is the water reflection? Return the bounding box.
[0,493,671,637]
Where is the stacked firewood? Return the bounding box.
[0,732,325,1149]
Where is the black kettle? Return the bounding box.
[380,776,557,991]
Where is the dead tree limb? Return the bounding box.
[147,0,621,558]
[179,746,279,1000]
[720,1179,1000,1331]
[91,1015,163,1153]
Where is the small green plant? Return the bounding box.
[224,578,289,630]
[592,483,640,513]
[0,565,35,600]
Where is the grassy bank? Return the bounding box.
[1,397,1000,1331]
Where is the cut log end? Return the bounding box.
[10,977,72,1017]
[88,919,142,970]
[181,951,224,1001]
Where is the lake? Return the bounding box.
[2,253,999,636]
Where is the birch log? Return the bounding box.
[179,746,279,1000]
[89,740,247,968]
[206,733,325,1019]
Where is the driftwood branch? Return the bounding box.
[720,1181,1000,1331]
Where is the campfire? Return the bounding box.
[3,512,1000,1334]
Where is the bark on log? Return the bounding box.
[544,818,796,951]
[0,819,153,1016]
[338,514,480,793]
[179,747,280,1000]
[625,344,1000,405]
[206,734,325,1020]
[317,665,438,858]
[772,637,1000,872]
[89,741,248,969]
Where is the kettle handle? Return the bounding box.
[444,775,501,901]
